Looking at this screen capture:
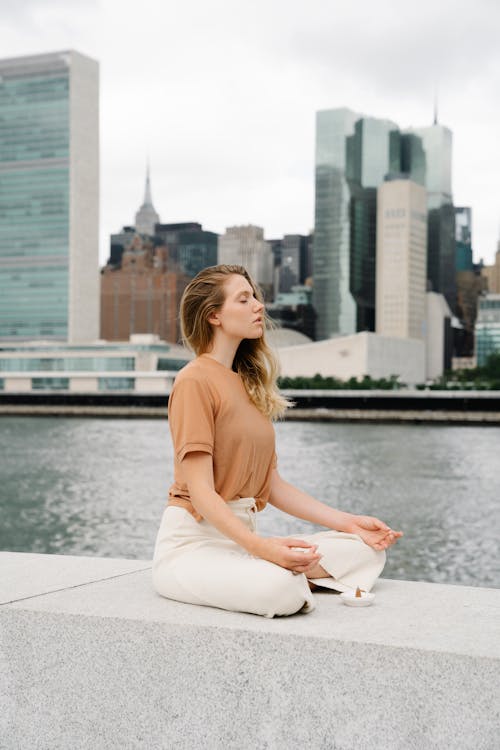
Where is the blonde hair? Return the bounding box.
[180,264,290,420]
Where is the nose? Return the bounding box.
[254,298,264,312]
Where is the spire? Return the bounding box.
[433,86,438,125]
[143,160,153,206]
[135,161,160,235]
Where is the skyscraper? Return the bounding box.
[218,225,274,298]
[455,207,473,272]
[313,108,360,340]
[406,122,456,312]
[154,222,218,279]
[313,110,398,339]
[0,50,99,342]
[376,178,427,340]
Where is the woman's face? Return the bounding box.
[210,274,265,340]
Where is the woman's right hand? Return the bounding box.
[251,536,322,573]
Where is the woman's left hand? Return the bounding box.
[347,515,403,551]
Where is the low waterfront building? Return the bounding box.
[0,335,191,394]
[276,331,425,384]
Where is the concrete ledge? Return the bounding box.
[1,552,499,749]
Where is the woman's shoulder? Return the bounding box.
[171,358,220,402]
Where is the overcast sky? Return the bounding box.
[2,0,499,265]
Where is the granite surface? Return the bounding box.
[1,551,499,749]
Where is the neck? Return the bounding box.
[203,335,242,370]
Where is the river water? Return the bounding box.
[1,417,499,588]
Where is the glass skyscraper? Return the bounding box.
[313,108,359,340]
[0,51,99,342]
[313,110,398,339]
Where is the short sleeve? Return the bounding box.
[168,377,215,463]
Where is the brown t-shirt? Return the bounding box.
[167,353,277,520]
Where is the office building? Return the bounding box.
[453,207,485,357]
[0,50,99,343]
[426,292,453,378]
[101,234,188,344]
[218,225,274,298]
[475,294,500,365]
[313,108,360,339]
[406,122,456,312]
[455,207,473,271]
[376,178,427,340]
[313,110,416,339]
[270,234,312,294]
[406,123,452,208]
[154,222,218,279]
[482,240,500,293]
[266,285,316,340]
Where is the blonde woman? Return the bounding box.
[152,264,402,617]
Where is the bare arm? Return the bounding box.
[268,469,356,531]
[181,451,323,571]
[268,469,403,550]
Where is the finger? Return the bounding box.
[289,553,322,569]
[291,557,321,573]
[286,539,318,550]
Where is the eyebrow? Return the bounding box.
[235,289,252,297]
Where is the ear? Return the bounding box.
[208,313,221,326]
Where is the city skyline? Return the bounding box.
[1,0,499,266]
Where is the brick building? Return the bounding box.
[101,235,188,343]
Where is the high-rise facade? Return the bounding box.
[154,222,218,279]
[475,294,500,365]
[406,124,452,208]
[218,225,274,298]
[0,50,99,342]
[455,207,473,272]
[406,123,456,312]
[482,241,500,294]
[270,233,312,294]
[376,178,427,340]
[313,108,359,339]
[313,110,400,339]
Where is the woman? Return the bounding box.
[152,264,402,617]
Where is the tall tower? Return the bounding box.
[313,109,397,339]
[135,164,160,235]
[313,108,360,340]
[218,225,273,297]
[376,177,427,340]
[406,122,456,311]
[0,50,99,343]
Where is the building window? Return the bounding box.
[98,377,135,391]
[157,358,189,371]
[32,377,70,390]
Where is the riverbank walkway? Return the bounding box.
[1,551,499,749]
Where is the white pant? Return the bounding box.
[152,497,386,618]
